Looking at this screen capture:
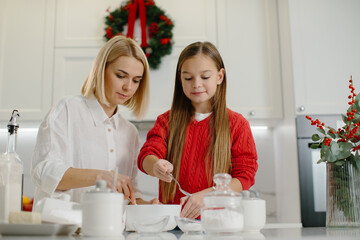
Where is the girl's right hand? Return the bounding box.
[153,159,173,182]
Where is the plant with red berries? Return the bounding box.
[306,76,360,168]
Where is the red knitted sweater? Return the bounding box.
[137,109,258,204]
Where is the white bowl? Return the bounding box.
[175,216,203,233]
[125,204,181,231]
[133,215,169,233]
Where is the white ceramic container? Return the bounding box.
[81,180,124,237]
[125,204,181,231]
[241,191,266,232]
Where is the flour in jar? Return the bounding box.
[202,209,244,232]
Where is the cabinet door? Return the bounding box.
[53,49,100,104]
[217,0,283,119]
[289,0,360,115]
[0,0,55,120]
[55,0,121,47]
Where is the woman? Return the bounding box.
[31,36,155,205]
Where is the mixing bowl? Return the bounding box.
[175,216,203,233]
[125,204,181,231]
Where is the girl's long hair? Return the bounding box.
[161,42,231,203]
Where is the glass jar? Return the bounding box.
[201,173,244,233]
[326,161,360,227]
[241,190,266,232]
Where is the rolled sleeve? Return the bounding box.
[230,115,258,190]
[137,112,169,173]
[31,102,71,197]
[31,157,70,195]
[131,133,142,199]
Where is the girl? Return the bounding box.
[137,41,258,218]
[31,36,158,206]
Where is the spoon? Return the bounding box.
[167,172,192,197]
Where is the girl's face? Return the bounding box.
[180,54,224,113]
[104,56,144,108]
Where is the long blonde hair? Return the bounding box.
[81,35,150,120]
[162,42,231,203]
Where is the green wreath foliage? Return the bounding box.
[104,0,174,69]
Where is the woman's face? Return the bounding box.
[180,54,224,113]
[104,56,144,107]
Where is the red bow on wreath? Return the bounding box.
[127,0,148,48]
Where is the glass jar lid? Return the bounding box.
[204,173,241,198]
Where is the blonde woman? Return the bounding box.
[32,36,156,206]
[138,41,258,218]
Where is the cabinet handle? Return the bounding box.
[249,111,256,116]
[298,105,305,112]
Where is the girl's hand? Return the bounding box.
[96,171,136,204]
[149,198,161,204]
[153,159,173,182]
[179,192,204,219]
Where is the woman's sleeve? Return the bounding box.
[230,116,258,190]
[137,114,169,173]
[31,102,72,195]
[131,132,143,199]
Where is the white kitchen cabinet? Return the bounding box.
[1,0,282,121]
[54,0,217,120]
[289,0,360,115]
[53,49,100,104]
[55,0,121,47]
[0,0,55,121]
[217,0,283,119]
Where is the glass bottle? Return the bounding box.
[0,110,23,223]
[201,173,244,234]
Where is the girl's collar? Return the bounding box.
[194,112,212,122]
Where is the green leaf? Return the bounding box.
[320,145,330,159]
[354,94,360,112]
[317,128,325,135]
[321,144,337,162]
[327,149,337,162]
[347,153,355,162]
[335,160,345,166]
[330,142,353,160]
[342,114,349,124]
[355,151,360,170]
[312,134,320,141]
[328,132,336,139]
[317,158,326,164]
[310,143,320,149]
[352,116,360,124]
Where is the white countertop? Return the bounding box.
[1,227,360,240]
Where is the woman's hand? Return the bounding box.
[153,159,173,182]
[96,171,136,204]
[132,198,161,205]
[179,192,205,219]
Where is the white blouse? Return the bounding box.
[31,95,142,204]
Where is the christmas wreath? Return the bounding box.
[104,0,174,69]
